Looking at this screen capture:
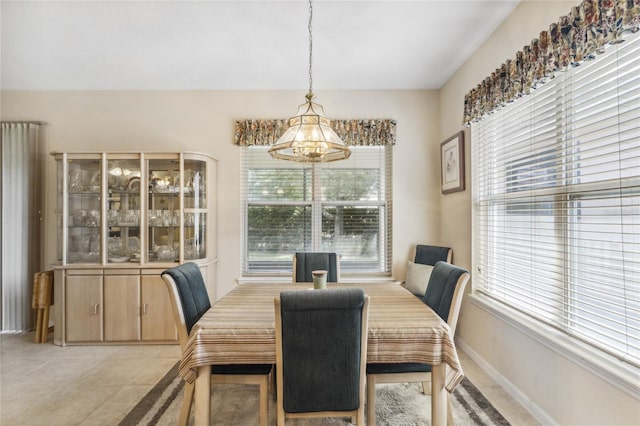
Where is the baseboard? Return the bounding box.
[455,338,558,426]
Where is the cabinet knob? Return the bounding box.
[93,304,100,315]
[143,303,148,315]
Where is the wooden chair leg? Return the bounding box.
[270,367,277,400]
[40,274,53,343]
[35,308,43,343]
[40,306,50,343]
[33,273,42,343]
[259,377,268,426]
[277,394,285,426]
[366,375,376,426]
[179,381,195,426]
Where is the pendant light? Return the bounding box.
[268,0,351,163]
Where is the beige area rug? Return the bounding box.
[119,363,510,426]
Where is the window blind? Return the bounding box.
[241,145,392,275]
[472,32,640,366]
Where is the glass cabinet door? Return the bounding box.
[67,158,102,263]
[107,158,141,264]
[56,159,63,262]
[184,158,208,260]
[54,151,215,267]
[147,157,180,263]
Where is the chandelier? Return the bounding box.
[268,0,351,163]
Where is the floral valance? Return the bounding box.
[234,119,397,147]
[463,0,640,126]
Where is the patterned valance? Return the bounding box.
[463,0,640,126]
[234,119,397,147]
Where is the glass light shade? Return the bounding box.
[269,99,351,163]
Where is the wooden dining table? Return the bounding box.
[178,282,465,426]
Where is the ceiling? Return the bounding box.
[0,1,520,91]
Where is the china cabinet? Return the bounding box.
[51,151,217,346]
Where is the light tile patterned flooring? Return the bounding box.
[0,332,539,425]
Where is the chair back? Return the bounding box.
[275,288,369,414]
[413,244,452,266]
[421,261,470,334]
[161,262,211,351]
[292,252,340,283]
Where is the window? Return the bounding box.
[242,145,392,275]
[472,32,640,366]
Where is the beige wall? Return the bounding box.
[439,1,639,425]
[0,89,441,299]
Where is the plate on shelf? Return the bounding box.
[127,177,140,193]
[109,256,129,263]
[89,171,101,190]
[154,187,179,194]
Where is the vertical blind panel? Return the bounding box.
[1,123,41,331]
[472,31,640,366]
[242,146,392,274]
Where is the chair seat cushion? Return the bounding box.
[366,362,431,374]
[212,364,273,375]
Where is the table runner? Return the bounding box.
[178,282,464,392]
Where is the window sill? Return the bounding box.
[468,293,640,398]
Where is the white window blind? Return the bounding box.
[241,145,392,275]
[472,32,640,367]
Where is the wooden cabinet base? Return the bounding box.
[51,265,217,346]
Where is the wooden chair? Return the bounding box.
[292,252,341,283]
[274,287,369,425]
[32,270,54,343]
[162,262,272,426]
[367,261,470,426]
[403,244,453,298]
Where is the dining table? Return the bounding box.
[178,282,465,426]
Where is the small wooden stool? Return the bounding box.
[32,271,54,343]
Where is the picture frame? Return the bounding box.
[440,131,465,194]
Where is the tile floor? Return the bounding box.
[0,332,539,425]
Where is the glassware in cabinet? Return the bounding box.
[184,158,208,260]
[107,158,141,264]
[147,158,180,263]
[66,158,101,264]
[52,151,216,268]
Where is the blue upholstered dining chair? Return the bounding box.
[292,252,341,283]
[161,262,272,426]
[366,261,470,426]
[413,244,453,265]
[403,244,453,297]
[274,287,370,425]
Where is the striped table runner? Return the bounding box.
[178,282,464,392]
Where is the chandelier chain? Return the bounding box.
[308,0,313,96]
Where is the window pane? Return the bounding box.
[248,169,311,201]
[321,205,382,269]
[247,205,311,266]
[472,32,640,366]
[568,190,640,358]
[242,145,391,274]
[483,197,564,324]
[320,169,380,201]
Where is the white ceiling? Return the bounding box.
[0,0,520,91]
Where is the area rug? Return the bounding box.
[119,363,510,426]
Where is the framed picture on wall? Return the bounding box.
[440,131,465,194]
